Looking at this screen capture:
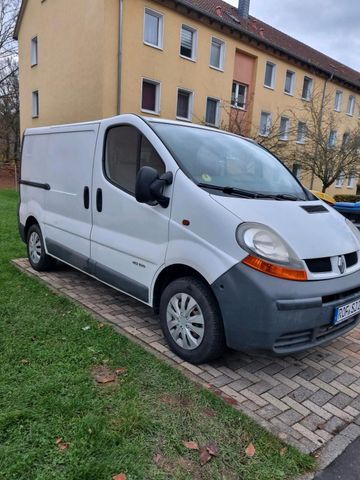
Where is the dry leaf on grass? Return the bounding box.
[199,448,212,466]
[182,440,199,450]
[245,442,256,458]
[55,438,69,451]
[205,441,219,457]
[112,474,126,480]
[20,359,30,365]
[92,365,116,384]
[280,447,287,456]
[115,368,128,376]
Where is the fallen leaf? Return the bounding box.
[92,365,117,384]
[55,437,62,445]
[20,359,30,365]
[223,395,237,405]
[98,323,105,329]
[205,441,219,456]
[112,474,126,480]
[280,447,287,456]
[115,368,128,376]
[199,448,212,466]
[58,442,69,451]
[245,442,256,458]
[182,440,199,450]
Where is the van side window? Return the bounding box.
[105,126,165,195]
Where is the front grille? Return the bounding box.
[322,285,360,305]
[305,257,332,273]
[345,251,358,268]
[274,316,359,352]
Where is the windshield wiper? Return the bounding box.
[197,183,303,200]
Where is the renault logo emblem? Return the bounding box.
[338,255,346,274]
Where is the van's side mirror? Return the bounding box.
[135,166,173,208]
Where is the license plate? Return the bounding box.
[334,298,360,325]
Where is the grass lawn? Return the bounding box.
[0,189,315,480]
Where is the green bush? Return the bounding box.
[334,194,360,203]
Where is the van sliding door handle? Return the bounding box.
[96,188,103,212]
[83,186,90,209]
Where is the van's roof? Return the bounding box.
[23,113,233,136]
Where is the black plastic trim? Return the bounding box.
[45,238,149,303]
[19,180,50,190]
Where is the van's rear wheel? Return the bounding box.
[159,276,225,364]
[27,224,55,271]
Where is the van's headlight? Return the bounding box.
[346,219,360,244]
[236,223,307,281]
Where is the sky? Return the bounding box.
[226,0,360,72]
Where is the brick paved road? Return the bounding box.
[14,259,360,456]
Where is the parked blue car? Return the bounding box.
[334,202,360,230]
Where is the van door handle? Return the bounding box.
[96,188,103,212]
[83,186,90,209]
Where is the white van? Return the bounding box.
[19,114,360,363]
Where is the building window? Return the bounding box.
[292,163,301,179]
[347,175,355,189]
[32,90,39,118]
[144,8,163,49]
[209,37,224,70]
[328,130,337,148]
[342,132,350,149]
[334,90,342,112]
[347,95,355,116]
[105,126,165,195]
[180,25,197,60]
[284,70,295,95]
[259,112,271,136]
[205,97,220,126]
[141,79,160,114]
[279,116,290,140]
[231,82,247,109]
[176,89,193,121]
[31,36,38,66]
[296,121,306,143]
[335,172,345,188]
[264,61,276,88]
[302,76,313,100]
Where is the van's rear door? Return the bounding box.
[43,124,99,270]
[90,117,174,304]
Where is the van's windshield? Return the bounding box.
[150,123,308,200]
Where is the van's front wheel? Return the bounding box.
[27,224,55,271]
[159,277,225,364]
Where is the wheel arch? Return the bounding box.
[24,215,39,240]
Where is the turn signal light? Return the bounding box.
[242,255,308,281]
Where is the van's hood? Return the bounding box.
[211,196,359,259]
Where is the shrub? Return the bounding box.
[334,194,360,203]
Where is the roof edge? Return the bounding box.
[13,0,27,40]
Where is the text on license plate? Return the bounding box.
[334,298,360,325]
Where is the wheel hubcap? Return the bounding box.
[29,232,42,264]
[166,293,205,350]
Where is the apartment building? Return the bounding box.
[14,0,360,195]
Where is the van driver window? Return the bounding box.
[105,126,165,194]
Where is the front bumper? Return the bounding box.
[211,262,360,354]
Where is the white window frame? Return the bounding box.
[328,130,337,148]
[347,175,355,189]
[205,97,220,127]
[259,111,272,137]
[279,116,290,141]
[179,24,197,62]
[301,76,313,101]
[347,95,355,116]
[296,121,306,144]
[335,172,345,188]
[284,70,295,96]
[143,8,164,50]
[334,90,343,112]
[31,36,38,66]
[32,90,39,118]
[264,61,276,89]
[176,88,194,121]
[209,37,225,71]
[140,78,161,115]
[231,82,247,110]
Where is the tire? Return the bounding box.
[159,276,225,364]
[27,224,56,271]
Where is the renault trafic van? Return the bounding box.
[19,114,360,363]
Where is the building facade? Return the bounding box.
[15,0,360,195]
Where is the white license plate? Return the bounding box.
[334,298,360,325]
